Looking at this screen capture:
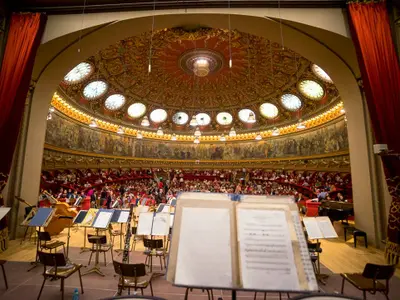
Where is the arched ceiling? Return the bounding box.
[57,26,341,135]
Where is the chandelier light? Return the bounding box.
[46,112,52,121]
[117,126,124,134]
[49,106,55,113]
[220,134,226,142]
[229,127,236,137]
[189,115,198,127]
[255,133,262,140]
[194,137,200,144]
[340,108,345,114]
[194,127,201,137]
[272,127,280,136]
[248,112,256,122]
[156,127,164,136]
[296,120,306,130]
[193,58,210,77]
[171,134,177,141]
[89,119,98,128]
[141,116,150,127]
[136,131,143,139]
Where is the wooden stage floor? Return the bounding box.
[0,223,398,300]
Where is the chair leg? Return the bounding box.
[1,264,8,290]
[185,288,189,300]
[363,290,367,300]
[364,235,368,248]
[354,236,357,248]
[341,277,345,294]
[279,292,282,300]
[150,281,154,296]
[264,293,267,300]
[104,251,107,266]
[128,288,131,295]
[141,288,144,295]
[159,255,163,270]
[61,278,64,300]
[287,293,291,299]
[88,251,93,265]
[78,269,84,294]
[163,255,167,268]
[210,289,214,300]
[206,289,211,300]
[254,292,257,300]
[37,277,47,300]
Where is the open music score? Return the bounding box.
[302,217,338,239]
[137,212,170,236]
[80,208,98,227]
[167,193,318,293]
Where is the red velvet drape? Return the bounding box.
[348,1,400,263]
[0,13,47,194]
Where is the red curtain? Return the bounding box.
[0,13,47,195]
[348,1,400,263]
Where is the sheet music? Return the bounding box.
[138,206,149,213]
[73,210,88,224]
[151,213,170,236]
[0,208,10,221]
[162,205,170,213]
[303,218,324,239]
[118,210,130,223]
[137,212,154,235]
[170,213,175,228]
[237,208,300,291]
[175,207,233,288]
[317,217,338,238]
[178,192,231,201]
[156,204,165,213]
[81,209,98,227]
[92,210,114,229]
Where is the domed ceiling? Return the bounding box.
[57,26,341,136]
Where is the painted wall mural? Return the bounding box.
[45,114,348,160]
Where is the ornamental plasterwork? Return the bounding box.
[58,27,340,134]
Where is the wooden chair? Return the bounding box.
[341,263,396,300]
[88,234,112,266]
[37,231,65,254]
[143,239,166,272]
[37,251,83,300]
[0,260,8,290]
[130,227,142,251]
[113,261,154,296]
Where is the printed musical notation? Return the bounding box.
[237,209,300,290]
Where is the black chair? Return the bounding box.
[0,260,8,290]
[88,234,112,266]
[341,263,396,300]
[37,231,65,253]
[143,239,166,272]
[37,251,83,300]
[130,227,141,251]
[113,261,154,296]
[353,230,368,248]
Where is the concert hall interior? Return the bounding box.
[0,1,399,300]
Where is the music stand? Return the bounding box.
[79,208,98,253]
[72,210,89,252]
[27,207,55,271]
[111,209,130,255]
[82,209,114,277]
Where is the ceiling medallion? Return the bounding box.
[179,48,224,77]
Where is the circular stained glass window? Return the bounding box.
[311,64,333,83]
[259,103,279,119]
[196,113,211,126]
[238,109,256,123]
[83,81,108,99]
[298,80,324,100]
[150,109,168,123]
[172,112,189,125]
[216,112,233,125]
[127,103,146,118]
[104,94,126,111]
[64,62,93,84]
[281,94,302,111]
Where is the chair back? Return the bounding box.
[113,261,147,278]
[37,231,51,242]
[88,234,107,244]
[362,263,396,280]
[38,251,67,267]
[143,238,163,249]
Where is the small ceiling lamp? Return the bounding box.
[340,108,345,114]
[156,127,164,136]
[46,112,52,121]
[193,58,210,77]
[117,126,124,134]
[49,106,55,113]
[255,133,262,140]
[136,131,143,139]
[229,127,236,137]
[272,127,280,136]
[171,134,177,141]
[89,119,98,128]
[194,127,201,137]
[194,137,200,144]
[189,115,198,127]
[248,112,256,122]
[220,134,226,142]
[297,120,306,130]
[141,116,150,127]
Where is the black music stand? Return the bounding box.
[111,209,130,255]
[26,207,54,271]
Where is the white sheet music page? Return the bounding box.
[317,217,338,238]
[174,207,233,288]
[93,211,113,229]
[118,210,130,223]
[137,212,154,235]
[303,218,324,239]
[152,213,170,236]
[237,208,300,291]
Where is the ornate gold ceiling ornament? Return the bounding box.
[51,93,345,142]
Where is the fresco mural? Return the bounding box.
[46,114,348,160]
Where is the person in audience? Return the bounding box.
[336,192,345,202]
